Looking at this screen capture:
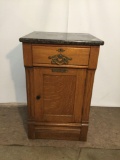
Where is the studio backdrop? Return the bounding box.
[0,0,120,107]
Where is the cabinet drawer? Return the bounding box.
[32,45,90,66]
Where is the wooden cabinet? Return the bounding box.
[19,32,104,141]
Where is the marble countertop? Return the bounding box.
[19,31,104,46]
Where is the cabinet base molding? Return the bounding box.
[28,121,88,141]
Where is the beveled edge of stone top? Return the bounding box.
[19,31,104,46]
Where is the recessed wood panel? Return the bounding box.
[43,75,76,115]
[32,46,90,66]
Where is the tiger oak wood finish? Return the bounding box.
[32,45,90,66]
[20,32,104,141]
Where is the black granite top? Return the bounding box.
[19,31,104,46]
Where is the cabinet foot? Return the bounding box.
[28,123,35,139]
[80,124,88,141]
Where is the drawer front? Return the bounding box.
[32,45,90,66]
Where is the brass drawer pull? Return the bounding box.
[48,53,72,65]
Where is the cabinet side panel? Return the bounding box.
[74,69,87,122]
[81,70,95,123]
[25,68,35,119]
[80,46,100,141]
[23,43,33,66]
[80,70,95,141]
[88,46,100,69]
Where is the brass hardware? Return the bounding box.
[56,48,65,52]
[48,53,72,65]
[51,68,68,73]
[36,95,41,100]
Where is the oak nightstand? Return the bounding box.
[19,32,104,141]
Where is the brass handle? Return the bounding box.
[48,54,72,65]
[36,95,41,100]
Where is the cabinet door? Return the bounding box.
[34,67,86,123]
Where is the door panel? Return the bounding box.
[34,67,86,123]
[43,75,76,115]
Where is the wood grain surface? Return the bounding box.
[22,42,101,141]
[23,43,32,66]
[32,45,90,66]
[33,68,86,124]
